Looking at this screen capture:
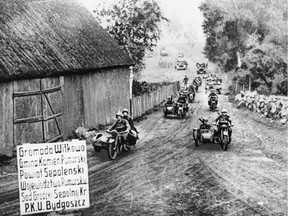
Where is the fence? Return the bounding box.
[131,81,180,119]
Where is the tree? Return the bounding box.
[94,0,168,72]
[199,0,288,95]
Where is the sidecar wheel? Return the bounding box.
[108,143,118,160]
[94,146,101,152]
[200,135,204,143]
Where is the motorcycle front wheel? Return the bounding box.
[223,136,228,151]
[108,143,118,160]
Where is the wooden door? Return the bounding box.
[13,78,63,145]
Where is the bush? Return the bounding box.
[132,80,172,97]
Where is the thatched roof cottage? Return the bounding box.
[0,0,134,156]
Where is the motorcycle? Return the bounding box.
[163,101,188,119]
[209,96,218,111]
[188,91,195,103]
[193,81,199,92]
[196,77,202,86]
[181,90,189,99]
[92,130,138,160]
[213,120,233,151]
[177,102,188,119]
[193,118,214,147]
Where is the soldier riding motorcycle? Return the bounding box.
[122,108,139,138]
[176,93,189,118]
[208,90,218,111]
[213,109,233,151]
[193,80,199,92]
[196,76,202,86]
[188,84,196,102]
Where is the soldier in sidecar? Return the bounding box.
[163,96,176,116]
[192,118,214,147]
[163,95,188,118]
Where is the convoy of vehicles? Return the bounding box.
[89,54,232,161]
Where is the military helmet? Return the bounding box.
[221,108,227,113]
[116,112,123,118]
[122,108,129,114]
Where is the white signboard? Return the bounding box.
[17,140,90,215]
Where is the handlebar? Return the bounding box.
[118,131,128,134]
[213,122,234,127]
[106,130,128,135]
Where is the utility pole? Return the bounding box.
[129,66,134,117]
[248,75,251,91]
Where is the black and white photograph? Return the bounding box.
[0,0,287,215]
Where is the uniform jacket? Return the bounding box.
[215,115,232,124]
[109,119,130,132]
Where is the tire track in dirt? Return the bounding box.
[192,76,287,216]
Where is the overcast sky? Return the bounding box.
[80,0,205,43]
[80,0,204,24]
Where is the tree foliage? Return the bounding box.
[94,0,168,72]
[199,0,287,95]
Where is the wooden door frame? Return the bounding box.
[13,79,63,143]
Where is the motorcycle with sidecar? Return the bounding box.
[92,130,138,160]
[163,101,188,119]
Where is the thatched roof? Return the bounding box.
[0,0,134,82]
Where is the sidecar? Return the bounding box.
[92,133,114,152]
[192,128,214,147]
[163,103,176,117]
